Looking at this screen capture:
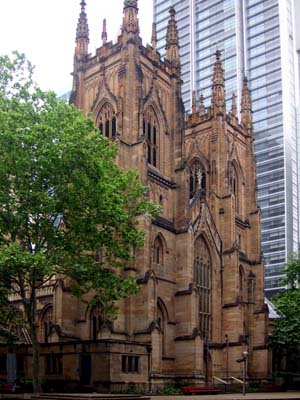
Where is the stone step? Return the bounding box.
[31,395,150,400]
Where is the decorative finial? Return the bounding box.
[199,94,205,115]
[241,76,252,130]
[151,22,157,51]
[169,6,176,16]
[166,7,179,46]
[211,49,225,116]
[192,90,197,114]
[102,18,107,45]
[80,0,86,11]
[212,50,224,85]
[75,0,89,56]
[124,0,138,7]
[165,6,180,66]
[122,0,139,34]
[231,92,237,118]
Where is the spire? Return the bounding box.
[124,0,137,5]
[241,76,252,131]
[75,0,89,57]
[212,50,224,86]
[199,94,205,115]
[122,0,139,35]
[192,90,197,114]
[231,92,237,118]
[151,22,157,51]
[165,7,180,66]
[211,50,225,116]
[102,18,107,45]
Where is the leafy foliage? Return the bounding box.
[272,255,300,347]
[0,52,158,392]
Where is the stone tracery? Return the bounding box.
[98,102,117,139]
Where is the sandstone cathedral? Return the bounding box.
[4,0,271,391]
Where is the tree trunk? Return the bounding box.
[30,323,42,393]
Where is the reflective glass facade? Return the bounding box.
[154,0,299,296]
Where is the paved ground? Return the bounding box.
[149,393,300,400]
[2,393,300,400]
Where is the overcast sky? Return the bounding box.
[0,0,153,96]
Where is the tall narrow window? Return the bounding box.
[157,303,167,356]
[90,303,103,340]
[230,164,239,212]
[211,160,216,185]
[98,103,117,139]
[189,161,206,201]
[112,116,116,137]
[39,306,53,343]
[143,107,159,168]
[248,272,256,303]
[105,119,110,137]
[153,236,164,265]
[239,266,244,302]
[194,236,211,338]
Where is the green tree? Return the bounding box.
[272,255,300,377]
[0,52,158,393]
[272,256,300,346]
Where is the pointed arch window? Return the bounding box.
[143,107,159,168]
[39,306,53,343]
[157,302,167,356]
[189,160,206,201]
[248,272,256,303]
[98,103,117,139]
[153,236,164,265]
[194,236,211,338]
[211,160,216,185]
[90,303,103,340]
[230,163,239,212]
[239,266,245,302]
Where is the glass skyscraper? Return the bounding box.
[154,0,299,296]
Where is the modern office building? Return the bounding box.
[295,1,300,227]
[154,0,299,297]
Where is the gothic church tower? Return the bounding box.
[61,0,269,389]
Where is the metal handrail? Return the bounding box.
[212,376,229,385]
[231,376,244,384]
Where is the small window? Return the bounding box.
[121,355,140,374]
[45,354,63,375]
[248,274,256,303]
[153,237,164,265]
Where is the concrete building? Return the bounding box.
[154,0,300,297]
